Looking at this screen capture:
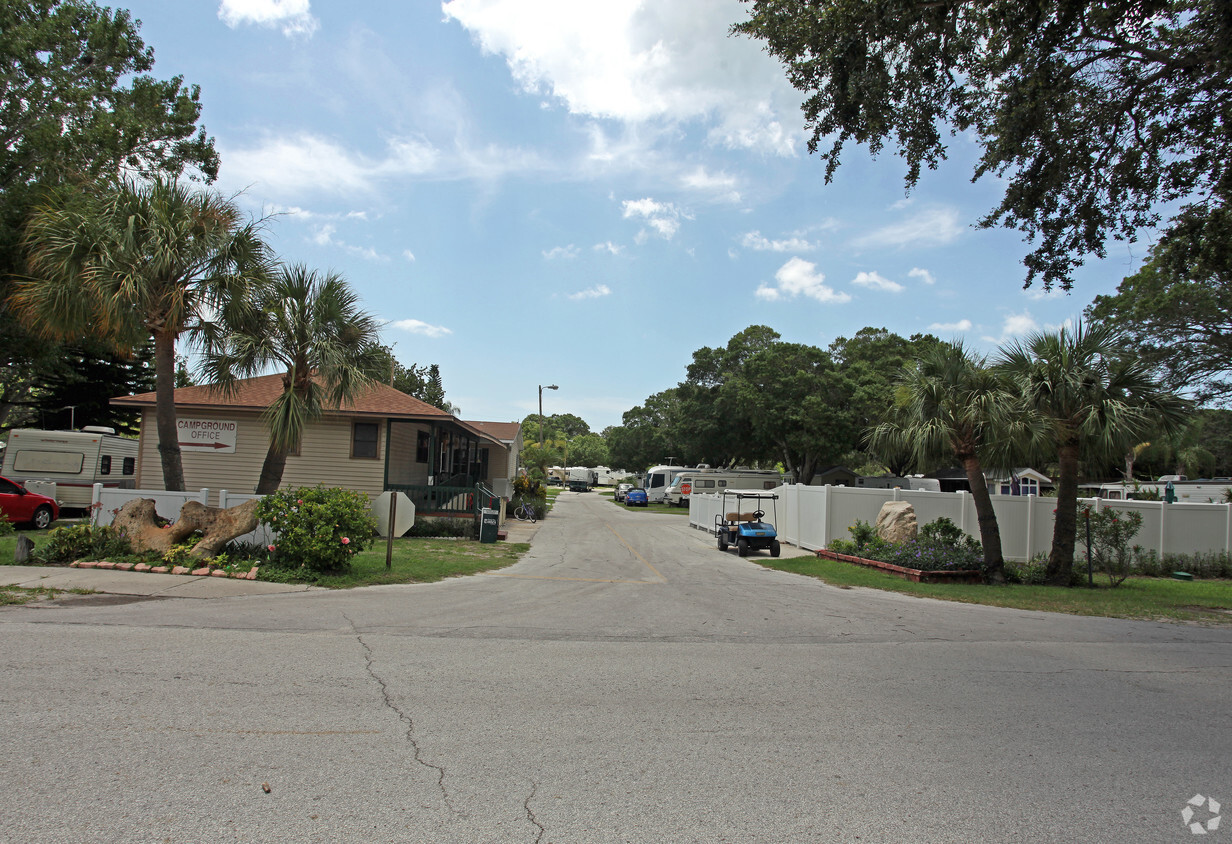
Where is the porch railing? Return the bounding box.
[387,484,499,518]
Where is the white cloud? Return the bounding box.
[402,250,416,262]
[310,224,387,262]
[929,319,973,333]
[621,197,690,240]
[851,271,905,293]
[567,284,612,301]
[755,257,852,304]
[679,166,741,202]
[390,319,453,339]
[983,311,1040,344]
[441,0,804,156]
[593,241,624,255]
[741,230,817,253]
[543,244,580,260]
[220,132,545,198]
[855,207,964,249]
[909,267,936,285]
[218,0,318,37]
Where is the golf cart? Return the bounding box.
[714,491,780,557]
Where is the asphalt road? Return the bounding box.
[2,491,1230,843]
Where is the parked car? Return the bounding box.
[614,483,633,502]
[625,488,648,507]
[0,475,58,529]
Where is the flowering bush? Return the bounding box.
[256,487,378,573]
[1084,507,1144,587]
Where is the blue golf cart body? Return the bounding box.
[714,491,781,557]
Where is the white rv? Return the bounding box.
[642,464,694,504]
[3,428,139,510]
[664,468,784,507]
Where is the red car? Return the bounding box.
[0,475,58,529]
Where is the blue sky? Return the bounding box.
[121,0,1149,431]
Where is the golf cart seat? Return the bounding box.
[725,512,759,522]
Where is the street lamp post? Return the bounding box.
[538,384,558,448]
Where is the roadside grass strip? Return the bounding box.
[759,555,1232,624]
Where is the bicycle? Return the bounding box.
[513,501,538,522]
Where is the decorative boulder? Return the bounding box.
[874,500,918,544]
[112,498,260,560]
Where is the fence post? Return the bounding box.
[794,483,802,547]
[199,488,209,506]
[91,483,103,526]
[1159,499,1167,557]
[823,484,834,549]
[219,489,229,509]
[1226,503,1231,555]
[1026,494,1035,561]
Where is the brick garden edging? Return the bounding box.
[70,561,260,580]
[815,548,982,584]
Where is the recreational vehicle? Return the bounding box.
[664,468,784,507]
[642,464,693,504]
[3,428,139,510]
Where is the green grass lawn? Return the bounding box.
[760,554,1232,624]
[261,537,530,588]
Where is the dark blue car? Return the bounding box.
[625,488,648,507]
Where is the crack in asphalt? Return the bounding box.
[524,780,546,844]
[344,612,456,814]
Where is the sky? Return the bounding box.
[118,0,1152,431]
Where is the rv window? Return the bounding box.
[100,455,112,475]
[13,450,84,474]
[122,457,135,475]
[352,422,380,459]
[718,480,727,487]
[649,474,665,488]
[698,479,714,488]
[763,481,775,490]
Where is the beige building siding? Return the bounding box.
[136,410,388,504]
[386,422,432,486]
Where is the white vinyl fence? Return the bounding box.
[91,485,274,546]
[690,485,1232,562]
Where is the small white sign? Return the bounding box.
[177,418,238,453]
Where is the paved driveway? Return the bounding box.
[2,491,1229,843]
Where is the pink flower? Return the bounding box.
[267,544,276,552]
[341,537,350,545]
[297,499,303,505]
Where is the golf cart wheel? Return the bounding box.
[31,505,54,530]
[718,534,728,551]
[737,538,749,557]
[770,539,781,558]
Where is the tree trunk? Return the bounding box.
[961,453,1005,584]
[254,445,289,495]
[1047,442,1082,586]
[152,328,185,491]
[112,497,259,560]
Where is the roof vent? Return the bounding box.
[81,426,116,435]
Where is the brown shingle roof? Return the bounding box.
[112,373,453,421]
[462,420,522,443]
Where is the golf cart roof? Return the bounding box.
[720,490,779,501]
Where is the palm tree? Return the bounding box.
[868,341,1012,583]
[997,322,1187,586]
[200,264,385,494]
[13,177,270,490]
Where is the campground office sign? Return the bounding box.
[177,419,238,453]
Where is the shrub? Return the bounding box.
[847,519,876,550]
[30,524,132,565]
[1084,507,1144,587]
[919,517,981,554]
[256,486,378,573]
[0,519,14,539]
[405,516,476,538]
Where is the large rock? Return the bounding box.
[112,498,260,560]
[875,500,918,544]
